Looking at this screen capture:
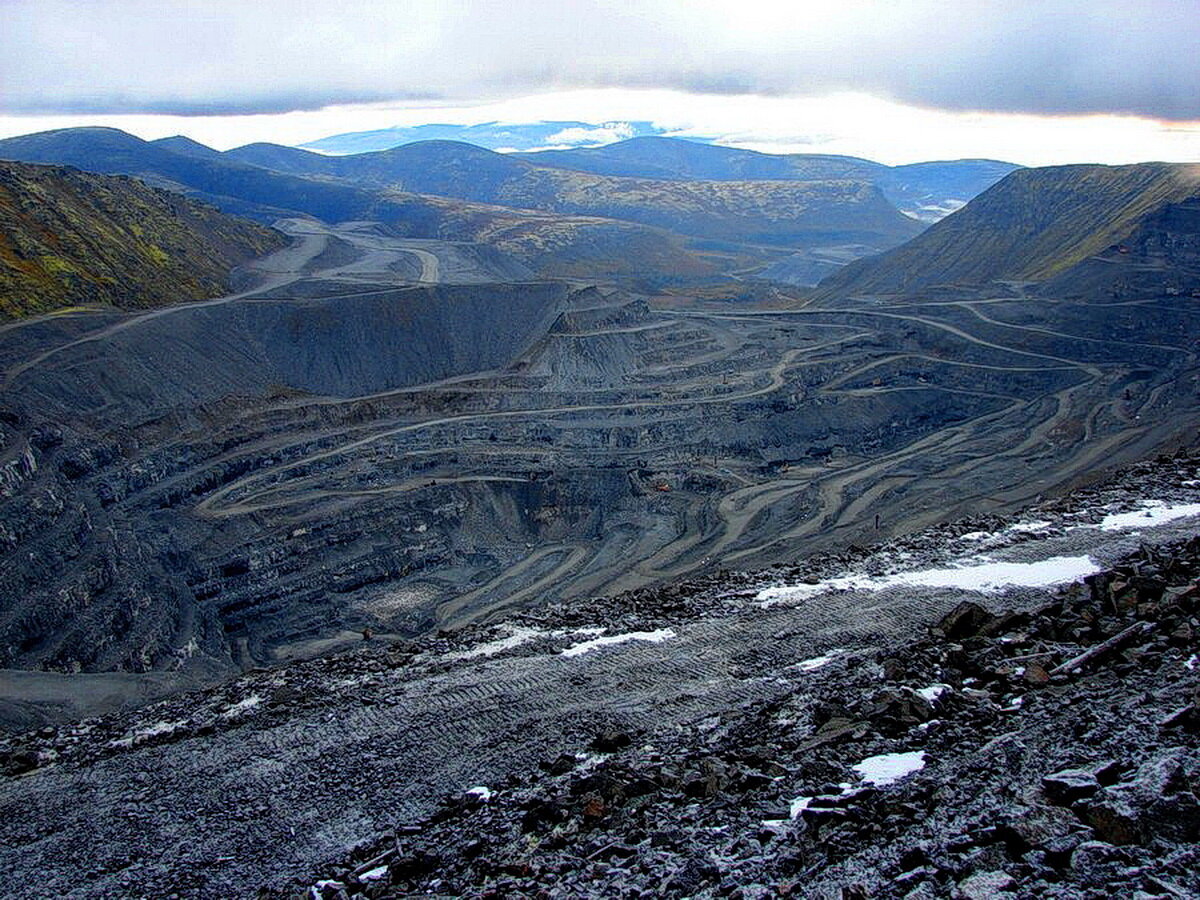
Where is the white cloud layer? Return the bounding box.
[1,2,1197,166]
[544,122,637,147]
[1,88,1197,168]
[2,0,1199,120]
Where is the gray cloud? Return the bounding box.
[2,0,1198,121]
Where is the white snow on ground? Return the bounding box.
[794,650,846,671]
[136,720,184,739]
[561,629,676,657]
[1187,655,1198,671]
[221,694,262,717]
[360,866,388,881]
[466,786,493,801]
[449,625,552,660]
[109,719,188,749]
[917,684,951,702]
[853,750,927,786]
[789,796,813,818]
[758,555,1100,605]
[1095,501,1200,532]
[448,624,609,660]
[1007,520,1053,534]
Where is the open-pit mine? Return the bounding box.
[3,214,1198,690]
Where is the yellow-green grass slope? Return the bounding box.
[0,160,285,320]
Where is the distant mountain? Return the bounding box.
[879,159,1021,221]
[299,121,671,155]
[524,136,888,182]
[817,163,1200,298]
[227,139,923,252]
[0,160,284,319]
[522,137,1019,222]
[0,128,929,289]
[149,135,227,161]
[0,126,393,223]
[0,128,718,286]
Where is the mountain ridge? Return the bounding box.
[817,162,1200,298]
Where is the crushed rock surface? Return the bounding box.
[4,452,1200,898]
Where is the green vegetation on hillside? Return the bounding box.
[0,160,285,319]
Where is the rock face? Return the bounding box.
[0,160,284,319]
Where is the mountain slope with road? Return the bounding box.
[0,128,712,286]
[0,160,284,319]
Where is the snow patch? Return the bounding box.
[450,625,548,660]
[360,866,388,881]
[1007,520,1052,534]
[789,796,813,818]
[852,750,926,786]
[758,555,1099,605]
[794,650,846,671]
[466,786,493,801]
[917,684,951,703]
[1096,501,1200,532]
[561,629,675,657]
[1187,655,1198,671]
[221,694,263,717]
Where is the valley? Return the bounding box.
[4,4,1200,897]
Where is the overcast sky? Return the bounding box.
[2,0,1199,165]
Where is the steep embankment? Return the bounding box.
[1040,196,1200,299]
[818,163,1200,297]
[0,161,284,319]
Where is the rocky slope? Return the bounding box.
[2,450,1199,898]
[818,163,1200,297]
[1039,197,1200,300]
[0,160,284,319]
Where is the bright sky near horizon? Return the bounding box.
[1,0,1198,166]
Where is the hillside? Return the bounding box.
[521,136,1019,221]
[0,161,284,319]
[0,127,388,224]
[523,135,889,181]
[228,139,924,250]
[0,129,713,285]
[818,163,1200,298]
[1039,196,1200,299]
